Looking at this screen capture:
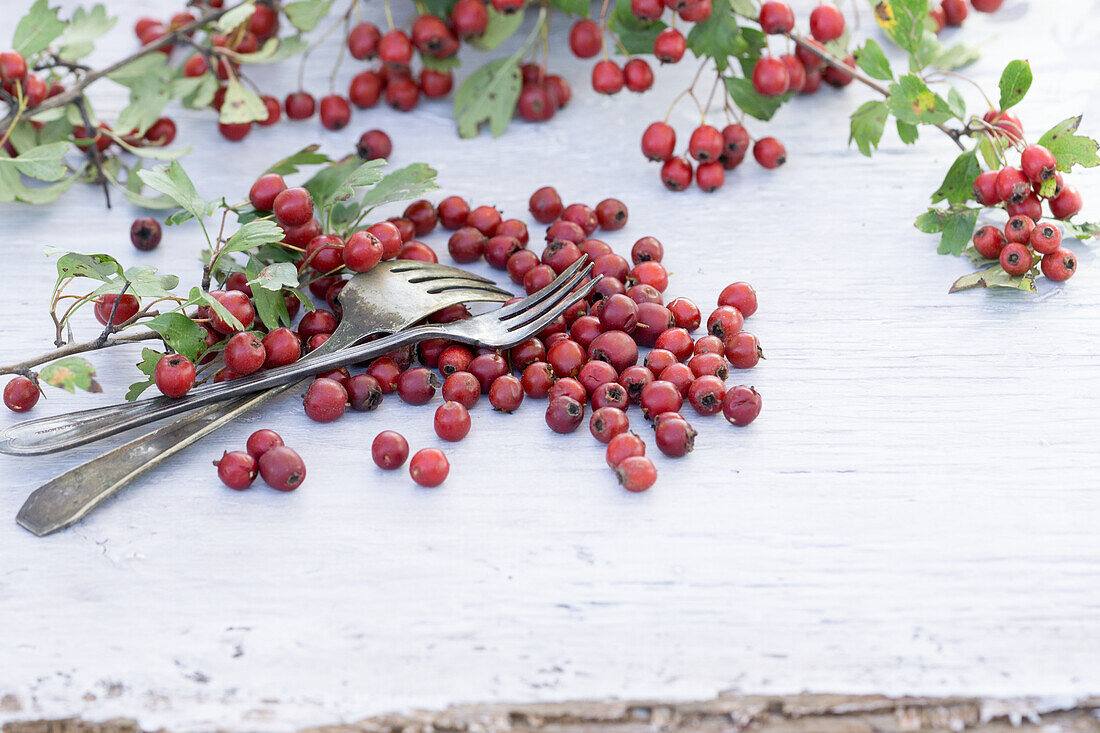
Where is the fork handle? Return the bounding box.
[0,323,445,456]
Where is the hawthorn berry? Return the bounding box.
[143,117,176,146]
[971,0,1003,11]
[687,375,726,416]
[606,432,646,467]
[632,0,663,20]
[982,109,1023,142]
[631,260,669,292]
[129,217,162,252]
[385,77,421,111]
[753,137,786,169]
[546,396,585,433]
[661,157,693,191]
[1021,144,1057,184]
[688,351,728,380]
[1030,223,1062,255]
[999,242,1033,276]
[215,451,257,490]
[688,125,723,163]
[1040,248,1077,281]
[218,122,251,142]
[284,91,316,119]
[623,58,655,92]
[154,354,196,398]
[591,60,624,94]
[696,162,725,192]
[569,19,602,58]
[434,401,472,442]
[642,121,676,161]
[0,51,28,83]
[1007,193,1042,222]
[653,28,686,63]
[679,0,712,22]
[94,293,140,327]
[590,406,630,444]
[319,94,351,130]
[639,380,683,419]
[972,170,1001,206]
[655,416,696,457]
[759,1,795,33]
[259,446,306,490]
[273,187,314,227]
[942,0,967,24]
[303,377,348,422]
[655,327,695,361]
[1005,215,1035,244]
[1049,186,1083,219]
[305,234,345,273]
[693,334,725,356]
[633,302,673,347]
[725,331,762,369]
[722,385,761,426]
[410,448,450,487]
[249,173,287,212]
[451,0,490,36]
[529,186,563,223]
[343,230,384,272]
[517,83,555,121]
[589,330,640,372]
[3,376,39,413]
[224,332,266,375]
[752,57,790,97]
[616,455,657,492]
[809,3,845,41]
[972,225,1006,259]
[995,167,1030,205]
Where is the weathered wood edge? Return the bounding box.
[4,693,1100,732]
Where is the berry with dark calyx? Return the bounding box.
[632,0,663,20]
[972,225,1007,259]
[396,366,440,405]
[259,446,306,490]
[412,14,457,57]
[589,330,640,372]
[549,377,586,405]
[385,77,421,111]
[623,58,654,92]
[696,162,725,192]
[590,382,627,412]
[546,396,585,434]
[3,376,39,413]
[653,28,686,63]
[452,0,490,37]
[618,365,655,404]
[1021,144,1057,184]
[529,186,563,223]
[688,351,728,380]
[215,451,257,490]
[640,380,683,419]
[434,401,472,442]
[725,331,762,369]
[590,406,630,444]
[303,377,348,422]
[999,242,1033,276]
[273,187,314,227]
[483,235,521,269]
[379,29,414,66]
[592,60,624,94]
[488,374,524,412]
[759,1,795,33]
[517,82,555,122]
[753,137,786,168]
[154,354,196,398]
[1005,215,1035,244]
[642,122,676,161]
[1040,248,1077,282]
[616,455,657,492]
[592,199,628,232]
[343,230,384,272]
[285,91,316,120]
[1007,193,1042,222]
[606,431,645,467]
[655,416,696,457]
[688,374,727,416]
[707,305,744,342]
[752,56,790,97]
[689,125,723,163]
[224,332,266,375]
[343,374,382,412]
[349,71,383,108]
[410,448,450,487]
[598,293,640,333]
[246,430,284,461]
[679,0,711,21]
[810,3,845,41]
[972,170,1001,206]
[250,173,287,211]
[995,167,1030,205]
[569,19,602,58]
[129,217,162,251]
[319,94,351,130]
[521,361,556,398]
[1034,173,1064,199]
[722,385,761,426]
[1030,223,1062,255]
[661,157,693,191]
[626,237,662,266]
[1049,186,1083,219]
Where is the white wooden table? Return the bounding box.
[2,1,1099,730]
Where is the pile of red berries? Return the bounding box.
[214,428,307,491]
[969,110,1083,281]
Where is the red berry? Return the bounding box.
[623,58,654,92]
[759,1,795,33]
[716,282,757,318]
[589,330,640,372]
[631,260,668,292]
[441,371,480,408]
[633,302,673,347]
[1040,248,1077,282]
[468,353,509,393]
[298,308,338,341]
[520,362,555,398]
[491,0,525,13]
[529,186,563,223]
[343,230,384,272]
[696,162,725,192]
[606,432,645,467]
[154,354,196,398]
[1007,193,1042,222]
[639,379,683,419]
[822,54,856,87]
[781,54,807,93]
[982,109,1022,142]
[546,395,585,433]
[679,0,711,21]
[999,242,1033,276]
[688,375,726,415]
[722,385,761,426]
[1049,186,1083,219]
[379,29,413,66]
[246,429,284,460]
[215,451,257,490]
[249,173,287,211]
[971,0,1003,11]
[708,306,744,341]
[653,28,686,63]
[347,21,381,58]
[547,338,588,378]
[349,71,384,108]
[753,137,786,168]
[143,117,176,146]
[591,60,624,94]
[395,366,440,405]
[129,217,162,251]
[616,455,657,492]
[465,205,501,236]
[485,234,522,269]
[284,91,316,120]
[1029,222,1062,255]
[305,234,345,273]
[385,77,420,111]
[752,56,790,96]
[598,293,640,333]
[688,125,723,163]
[995,167,1030,205]
[590,406,630,444]
[412,14,457,57]
[660,363,694,396]
[631,0,663,20]
[3,376,39,413]
[259,446,306,490]
[488,374,524,412]
[224,332,266,375]
[303,377,348,422]
[972,170,1001,206]
[436,196,471,230]
[218,121,251,142]
[517,82,555,122]
[943,0,967,24]
[693,334,725,356]
[809,3,845,42]
[434,401,472,442]
[452,0,490,37]
[688,351,728,380]
[319,94,351,131]
[1021,144,1057,184]
[569,19,602,58]
[410,448,449,487]
[641,121,676,161]
[655,416,696,457]
[971,225,1006,259]
[1005,215,1035,244]
[661,157,693,191]
[0,50,28,83]
[273,187,314,227]
[725,331,762,369]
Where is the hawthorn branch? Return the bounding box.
[0,328,160,377]
[787,32,967,151]
[74,95,111,208]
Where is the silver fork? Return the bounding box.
[2,257,596,460]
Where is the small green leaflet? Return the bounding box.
[946,86,966,120]
[138,161,218,222]
[454,57,522,138]
[0,142,69,181]
[125,348,164,401]
[873,0,927,58]
[222,219,285,255]
[229,34,308,64]
[7,121,38,155]
[997,60,1032,110]
[933,43,980,71]
[109,55,175,136]
[608,0,666,55]
[41,356,101,394]
[914,206,979,256]
[728,0,757,17]
[51,251,123,288]
[112,134,191,161]
[249,261,299,290]
[421,54,461,72]
[422,0,459,18]
[144,312,208,363]
[220,79,269,124]
[949,264,1036,294]
[189,287,245,332]
[978,133,1003,169]
[215,0,256,32]
[88,265,179,298]
[360,163,439,211]
[469,6,525,51]
[327,158,386,205]
[246,259,292,330]
[1062,220,1100,241]
[886,74,952,125]
[550,0,588,16]
[1036,116,1100,173]
[57,4,116,61]
[303,158,357,203]
[853,39,893,81]
[849,101,888,157]
[12,0,65,57]
[724,76,787,121]
[264,144,332,176]
[282,0,332,31]
[931,148,980,205]
[686,0,746,73]
[172,74,219,109]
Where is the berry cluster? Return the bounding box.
[214,428,307,491]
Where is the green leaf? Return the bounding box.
[112,55,175,136]
[215,0,256,32]
[282,0,332,31]
[222,218,285,254]
[360,163,439,211]
[125,348,163,401]
[873,0,928,56]
[931,148,980,205]
[172,73,219,109]
[325,158,387,205]
[886,74,953,125]
[933,43,980,70]
[52,251,123,286]
[913,206,980,255]
[303,159,357,204]
[249,261,300,290]
[914,209,944,234]
[245,259,292,330]
[138,161,217,222]
[468,5,524,51]
[728,0,757,17]
[228,34,308,64]
[950,264,1036,294]
[12,0,65,57]
[551,0,589,15]
[264,144,332,176]
[853,39,893,81]
[422,0,459,17]
[686,0,746,73]
[1062,220,1100,241]
[144,312,207,363]
[189,286,245,332]
[608,0,666,55]
[14,175,78,204]
[40,356,101,394]
[219,78,269,124]
[2,142,69,181]
[1036,116,1100,173]
[112,134,191,161]
[454,57,522,138]
[849,101,889,157]
[421,54,461,71]
[946,86,966,121]
[87,265,179,299]
[896,120,919,144]
[997,60,1032,110]
[57,4,116,61]
[978,134,1002,169]
[724,76,787,122]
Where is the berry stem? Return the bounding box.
[0,326,164,377]
[74,94,111,208]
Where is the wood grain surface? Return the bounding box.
[1,0,1099,730]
